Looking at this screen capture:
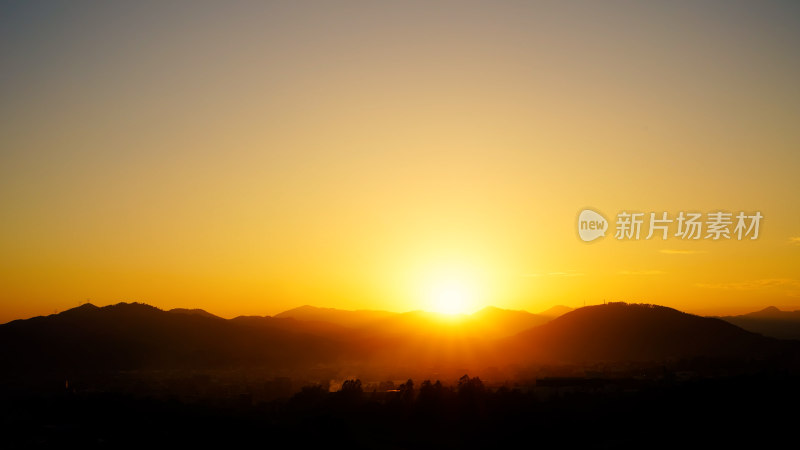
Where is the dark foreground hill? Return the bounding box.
[503,302,789,363]
[0,302,350,372]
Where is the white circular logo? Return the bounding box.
[578,209,608,242]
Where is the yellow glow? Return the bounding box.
[429,279,475,315]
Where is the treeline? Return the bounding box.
[288,375,493,415]
[272,372,800,448]
[3,373,800,449]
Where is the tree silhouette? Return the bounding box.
[457,374,485,396]
[340,378,362,394]
[457,375,487,419]
[399,378,415,403]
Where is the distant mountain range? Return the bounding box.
[716,306,800,340]
[0,302,795,377]
[274,304,560,337]
[275,305,397,328]
[539,305,574,317]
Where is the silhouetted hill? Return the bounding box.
[0,303,347,372]
[3,302,797,378]
[748,306,786,318]
[504,302,785,364]
[538,305,573,318]
[717,306,800,340]
[469,306,551,338]
[276,305,549,339]
[274,305,395,328]
[229,314,355,338]
[168,308,222,320]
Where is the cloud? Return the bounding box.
[618,270,664,275]
[522,272,584,277]
[659,249,706,255]
[695,278,800,290]
[789,237,800,245]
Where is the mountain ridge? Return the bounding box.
[503,302,783,363]
[717,306,800,340]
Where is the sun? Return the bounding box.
[430,280,474,315]
[416,261,488,315]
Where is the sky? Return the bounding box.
[1,0,799,322]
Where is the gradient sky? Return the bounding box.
[2,0,799,322]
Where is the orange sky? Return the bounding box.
[1,1,799,323]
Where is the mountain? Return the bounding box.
[717,306,800,340]
[274,305,396,328]
[745,306,790,318]
[168,308,222,320]
[0,302,349,372]
[468,306,551,338]
[2,301,795,378]
[274,305,549,339]
[538,305,573,318]
[503,302,783,364]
